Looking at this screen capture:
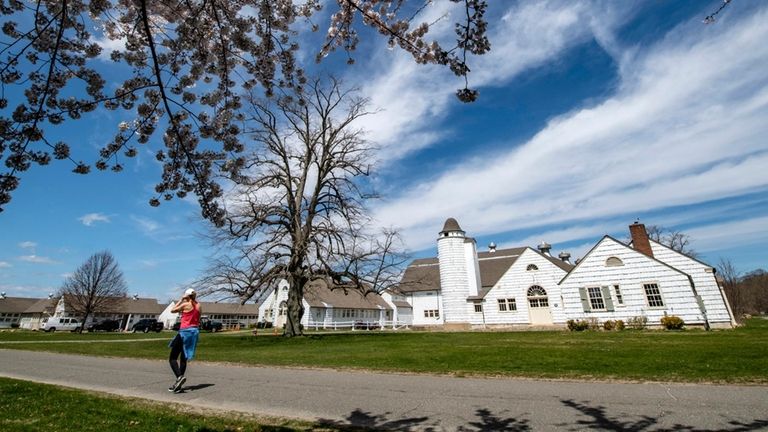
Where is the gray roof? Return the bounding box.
[440,217,463,233]
[198,302,260,315]
[543,254,575,272]
[115,298,165,314]
[303,279,392,310]
[399,247,527,293]
[0,297,42,314]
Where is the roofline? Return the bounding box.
[558,235,693,285]
[644,238,715,270]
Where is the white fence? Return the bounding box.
[304,320,411,331]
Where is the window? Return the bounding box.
[527,286,549,308]
[526,264,539,271]
[644,283,664,307]
[278,301,287,316]
[587,287,606,310]
[424,309,440,318]
[498,298,517,312]
[474,304,483,313]
[605,257,624,267]
[613,285,624,305]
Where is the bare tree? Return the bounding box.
[642,225,698,258]
[203,77,406,337]
[0,1,490,221]
[59,251,128,333]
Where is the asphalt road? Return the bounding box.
[1,349,767,431]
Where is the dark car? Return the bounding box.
[354,321,380,330]
[131,318,164,333]
[201,319,223,332]
[87,319,120,332]
[172,318,223,332]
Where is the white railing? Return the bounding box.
[304,320,411,331]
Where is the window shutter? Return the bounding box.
[579,287,591,312]
[601,286,614,311]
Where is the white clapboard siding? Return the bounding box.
[649,241,734,324]
[482,248,569,325]
[560,237,705,325]
[410,290,444,326]
[437,235,473,323]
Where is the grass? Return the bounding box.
[0,377,347,432]
[2,318,767,384]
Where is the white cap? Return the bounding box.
[184,288,195,297]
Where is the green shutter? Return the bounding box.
[601,286,614,311]
[579,287,591,312]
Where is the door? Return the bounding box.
[527,285,552,325]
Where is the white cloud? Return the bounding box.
[18,255,58,264]
[686,216,768,253]
[0,261,11,268]
[372,6,768,252]
[18,241,36,250]
[131,215,161,233]
[78,212,111,226]
[350,1,628,165]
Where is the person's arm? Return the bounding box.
[171,298,191,313]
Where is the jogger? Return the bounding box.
[168,288,201,393]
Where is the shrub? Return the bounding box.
[567,319,589,331]
[603,320,616,331]
[587,317,601,331]
[627,315,648,330]
[660,315,685,330]
[615,320,625,331]
[10,323,20,329]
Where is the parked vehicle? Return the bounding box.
[87,319,121,332]
[354,321,380,330]
[171,318,223,332]
[131,319,163,333]
[200,318,223,332]
[40,317,82,333]
[255,321,273,329]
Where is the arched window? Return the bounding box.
[526,264,539,271]
[278,301,287,316]
[605,257,624,267]
[527,285,549,308]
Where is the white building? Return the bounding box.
[159,301,259,330]
[395,218,735,329]
[258,278,394,330]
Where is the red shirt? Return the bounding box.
[180,302,201,329]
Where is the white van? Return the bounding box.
[40,317,82,332]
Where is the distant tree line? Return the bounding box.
[717,258,768,321]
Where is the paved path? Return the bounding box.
[1,349,767,431]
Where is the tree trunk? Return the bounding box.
[284,273,306,337]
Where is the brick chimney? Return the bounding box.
[629,222,654,257]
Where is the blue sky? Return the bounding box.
[1,0,767,301]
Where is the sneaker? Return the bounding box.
[168,376,184,392]
[172,376,186,393]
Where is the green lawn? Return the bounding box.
[0,377,344,432]
[2,319,767,384]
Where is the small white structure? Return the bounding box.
[258,278,393,330]
[395,219,735,329]
[159,301,259,330]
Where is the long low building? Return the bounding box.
[159,301,259,330]
[393,219,736,330]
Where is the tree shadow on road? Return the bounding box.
[317,408,434,431]
[456,408,531,431]
[559,399,768,432]
[318,407,530,431]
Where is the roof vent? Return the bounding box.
[558,252,571,264]
[132,294,139,301]
[488,242,497,253]
[48,292,53,299]
[0,292,6,299]
[537,241,552,257]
